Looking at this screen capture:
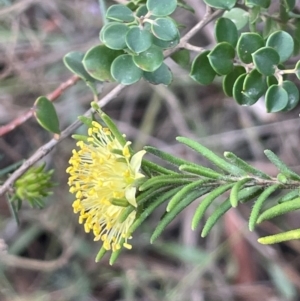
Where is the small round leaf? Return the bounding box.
[243,69,267,101]
[111,54,143,85]
[151,18,178,41]
[252,47,280,76]
[190,50,216,85]
[237,33,264,63]
[266,30,294,63]
[222,66,246,97]
[265,85,288,112]
[136,5,148,17]
[203,0,236,9]
[83,45,123,82]
[208,42,235,75]
[143,63,172,85]
[126,26,153,53]
[171,49,190,68]
[34,97,60,134]
[223,8,249,30]
[233,74,258,106]
[215,17,238,47]
[106,4,135,22]
[282,80,299,111]
[133,45,163,72]
[152,35,179,49]
[147,0,177,16]
[102,23,129,50]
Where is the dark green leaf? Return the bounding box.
[295,60,300,80]
[223,8,249,30]
[243,69,267,100]
[237,33,264,63]
[215,17,238,47]
[282,80,299,111]
[111,54,142,85]
[233,74,258,106]
[34,96,60,134]
[126,26,153,53]
[147,0,177,17]
[102,23,129,50]
[143,63,173,85]
[133,45,163,72]
[265,85,288,112]
[106,4,135,22]
[203,0,236,9]
[83,45,122,82]
[252,47,280,76]
[190,50,216,85]
[208,42,235,75]
[222,66,246,97]
[266,30,294,63]
[151,18,178,41]
[171,49,190,68]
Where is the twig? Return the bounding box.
[0,84,125,196]
[0,75,80,137]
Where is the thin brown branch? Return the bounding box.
[0,75,80,137]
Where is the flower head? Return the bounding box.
[67,121,146,252]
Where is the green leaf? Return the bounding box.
[153,35,179,49]
[278,190,299,203]
[203,0,236,9]
[223,8,249,30]
[179,164,223,179]
[233,74,258,106]
[177,137,246,176]
[230,178,253,208]
[133,45,163,72]
[147,0,177,16]
[106,4,135,22]
[248,184,281,231]
[257,197,300,224]
[192,183,235,230]
[222,66,246,97]
[243,69,267,100]
[177,0,195,13]
[208,42,235,75]
[295,60,300,80]
[252,47,280,76]
[34,96,60,134]
[83,45,123,82]
[63,51,96,83]
[245,0,270,8]
[283,0,296,11]
[265,85,288,112]
[171,49,190,68]
[258,229,300,244]
[126,26,153,53]
[143,63,173,85]
[151,18,178,41]
[102,23,129,50]
[266,31,294,63]
[282,80,299,111]
[215,17,238,47]
[264,149,300,181]
[237,33,264,64]
[249,6,261,24]
[136,5,148,17]
[151,189,210,243]
[111,54,143,85]
[190,50,216,85]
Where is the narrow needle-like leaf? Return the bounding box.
[257,197,300,224]
[177,137,246,176]
[230,178,253,207]
[258,229,300,244]
[249,184,281,231]
[192,183,234,230]
[179,164,223,179]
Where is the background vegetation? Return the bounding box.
[1,0,300,300]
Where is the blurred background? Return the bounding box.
[1,0,300,300]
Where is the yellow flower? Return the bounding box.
[67,121,146,252]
